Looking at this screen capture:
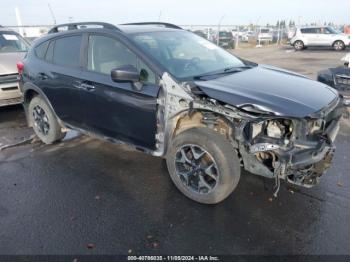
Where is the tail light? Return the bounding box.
[17,62,24,75]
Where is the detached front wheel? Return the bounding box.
[166,128,241,204]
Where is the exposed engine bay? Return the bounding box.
[155,73,344,195]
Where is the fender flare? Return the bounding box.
[22,82,64,127]
[332,39,345,46]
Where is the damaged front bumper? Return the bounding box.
[240,98,343,189]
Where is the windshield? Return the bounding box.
[0,32,29,53]
[132,31,246,80]
[219,31,230,37]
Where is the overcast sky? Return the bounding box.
[0,0,349,26]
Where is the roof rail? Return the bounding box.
[121,22,182,30]
[48,22,120,34]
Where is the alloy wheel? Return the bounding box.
[32,105,50,135]
[294,41,303,50]
[174,144,219,194]
[334,41,344,51]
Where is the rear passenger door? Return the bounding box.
[79,33,160,150]
[38,35,84,127]
[301,28,319,45]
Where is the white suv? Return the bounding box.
[290,26,350,51]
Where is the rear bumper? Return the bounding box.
[0,97,23,107]
[0,81,22,107]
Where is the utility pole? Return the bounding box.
[217,15,225,46]
[48,4,57,25]
[14,7,24,36]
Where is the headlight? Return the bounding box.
[266,121,283,138]
[251,119,293,140]
[335,75,350,86]
[308,119,325,134]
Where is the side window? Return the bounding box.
[301,28,317,34]
[35,41,49,59]
[324,28,332,34]
[87,35,156,84]
[53,35,82,67]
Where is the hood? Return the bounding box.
[194,65,338,118]
[0,52,26,75]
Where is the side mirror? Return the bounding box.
[111,65,140,83]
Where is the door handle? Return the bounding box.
[80,83,95,91]
[38,72,48,80]
[73,81,84,89]
[73,81,95,91]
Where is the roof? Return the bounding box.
[118,25,179,34]
[47,22,182,35]
[298,26,331,29]
[0,27,17,33]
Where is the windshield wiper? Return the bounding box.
[193,66,253,80]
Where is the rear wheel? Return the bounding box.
[333,40,345,51]
[294,40,304,51]
[166,128,241,204]
[28,96,66,144]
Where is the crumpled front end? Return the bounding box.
[238,96,343,188]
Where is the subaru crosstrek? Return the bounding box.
[19,22,344,204]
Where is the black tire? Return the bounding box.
[294,40,304,51]
[333,40,345,51]
[28,96,66,144]
[166,128,241,204]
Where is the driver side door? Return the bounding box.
[79,33,160,150]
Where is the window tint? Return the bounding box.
[88,35,156,84]
[53,35,81,67]
[35,41,49,59]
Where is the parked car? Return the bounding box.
[214,31,234,48]
[241,31,254,42]
[256,28,273,43]
[290,26,350,51]
[318,53,350,103]
[20,22,343,204]
[192,30,207,39]
[0,27,29,106]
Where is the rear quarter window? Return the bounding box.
[45,41,54,62]
[34,41,49,59]
[53,35,82,67]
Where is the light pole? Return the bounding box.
[217,15,225,46]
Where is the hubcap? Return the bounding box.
[33,105,50,135]
[295,42,303,50]
[175,144,219,194]
[335,42,343,50]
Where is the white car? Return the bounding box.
[290,26,350,51]
[0,28,29,107]
[256,28,273,43]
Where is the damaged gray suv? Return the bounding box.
[20,22,344,204]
